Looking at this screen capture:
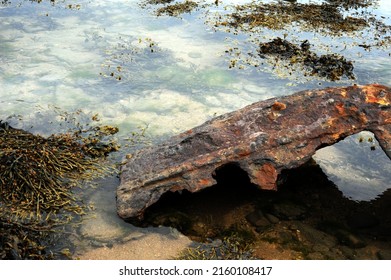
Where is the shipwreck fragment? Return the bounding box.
[117,84,391,221]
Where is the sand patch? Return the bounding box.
[76,232,191,260]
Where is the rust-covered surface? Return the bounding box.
[117,84,391,221]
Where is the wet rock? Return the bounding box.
[312,244,331,254]
[264,213,280,224]
[377,250,391,260]
[259,221,340,259]
[245,210,271,229]
[354,247,380,260]
[272,202,307,220]
[347,212,379,229]
[316,220,365,249]
[190,222,207,236]
[328,248,346,260]
[339,246,356,259]
[117,84,391,221]
[147,211,192,232]
[289,222,337,248]
[307,252,325,260]
[261,227,296,245]
[335,229,366,249]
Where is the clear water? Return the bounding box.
[1,0,391,257]
[2,0,390,138]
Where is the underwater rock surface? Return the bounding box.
[117,84,391,221]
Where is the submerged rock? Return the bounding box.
[245,210,271,229]
[117,84,391,221]
[259,37,355,81]
[272,202,307,220]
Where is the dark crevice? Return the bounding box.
[212,162,252,188]
[135,159,391,259]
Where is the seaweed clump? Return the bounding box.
[0,211,57,259]
[325,0,375,10]
[155,1,198,17]
[0,121,118,215]
[215,1,369,34]
[208,0,389,81]
[177,230,255,260]
[259,37,355,81]
[147,0,175,4]
[0,119,119,259]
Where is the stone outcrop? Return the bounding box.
[117,84,391,221]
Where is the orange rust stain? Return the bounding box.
[272,101,287,111]
[268,102,285,121]
[268,112,277,121]
[335,103,345,115]
[232,128,242,136]
[182,129,193,136]
[331,133,343,140]
[193,156,213,167]
[364,87,390,106]
[237,148,251,157]
[359,112,368,124]
[365,91,379,103]
[340,89,347,97]
[350,105,358,112]
[255,163,278,190]
[334,101,360,115]
[198,178,212,186]
[170,185,184,192]
[324,118,334,127]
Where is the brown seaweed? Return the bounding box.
[259,37,355,81]
[0,118,119,259]
[215,1,371,34]
[155,1,198,17]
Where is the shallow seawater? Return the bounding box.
[314,131,391,201]
[1,0,391,259]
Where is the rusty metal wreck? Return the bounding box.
[117,84,391,221]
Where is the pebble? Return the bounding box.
[312,244,330,254]
[336,229,366,249]
[265,213,280,224]
[245,210,271,228]
[377,250,391,260]
[307,252,324,260]
[272,202,307,220]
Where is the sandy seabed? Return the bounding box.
[76,233,191,260]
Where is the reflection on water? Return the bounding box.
[1,0,390,258]
[314,131,391,201]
